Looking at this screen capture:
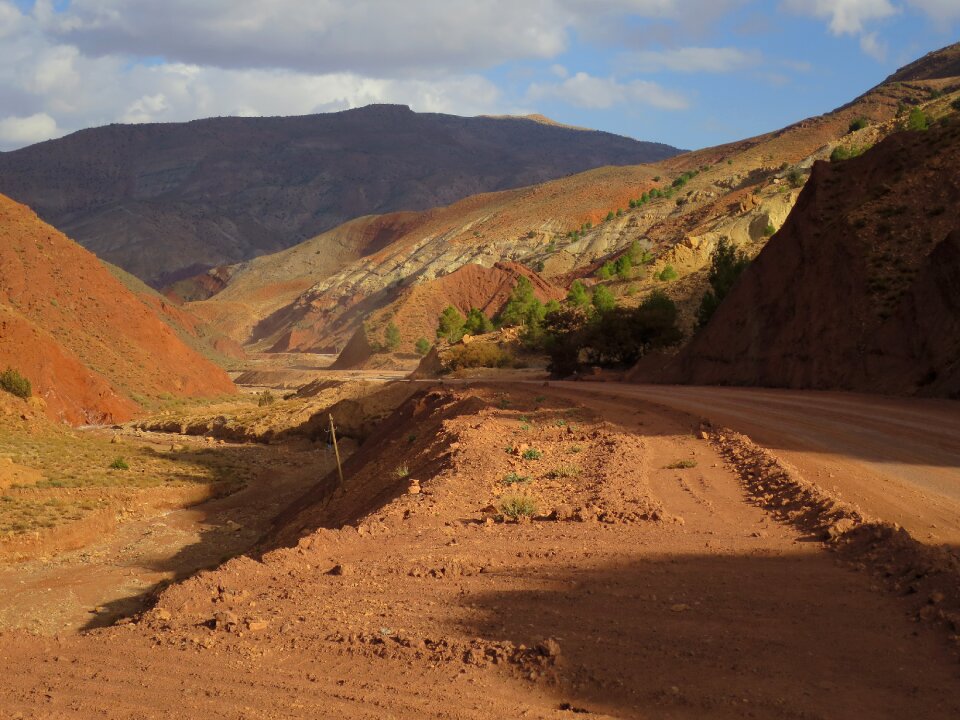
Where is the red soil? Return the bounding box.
[0,194,236,424]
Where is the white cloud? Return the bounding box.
[622,46,761,73]
[907,0,960,22]
[859,32,888,61]
[527,72,689,110]
[0,113,61,145]
[781,0,899,35]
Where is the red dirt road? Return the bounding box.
[544,383,960,544]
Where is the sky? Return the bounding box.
[0,1,957,152]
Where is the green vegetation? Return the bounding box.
[666,459,698,469]
[521,448,543,460]
[436,305,466,342]
[763,223,776,237]
[786,167,805,188]
[848,117,868,133]
[0,367,31,399]
[567,280,591,308]
[502,472,532,486]
[414,337,432,356]
[499,494,538,519]
[499,277,545,330]
[657,265,678,282]
[596,261,615,280]
[697,238,751,328]
[591,285,616,313]
[383,322,402,351]
[544,290,682,375]
[605,211,615,222]
[628,241,654,266]
[907,107,929,131]
[463,308,494,336]
[830,144,869,162]
[110,457,130,471]
[614,255,632,280]
[394,464,410,479]
[549,464,581,478]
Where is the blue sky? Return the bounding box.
[0,1,957,151]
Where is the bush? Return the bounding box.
[394,464,410,479]
[567,280,591,308]
[444,343,512,371]
[763,223,776,237]
[502,472,531,486]
[110,457,129,471]
[521,448,543,460]
[614,255,632,280]
[383,322,401,351]
[257,390,275,407]
[657,265,678,282]
[628,240,654,265]
[596,261,615,280]
[830,145,868,162]
[499,494,538,519]
[848,117,868,133]
[436,305,466,342]
[414,337,431,356]
[463,307,493,336]
[499,277,546,332]
[591,285,616,313]
[0,368,31,399]
[907,107,929,131]
[605,211,615,222]
[786,168,804,188]
[697,238,750,328]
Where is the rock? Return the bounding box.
[670,603,691,613]
[214,611,239,631]
[930,591,946,605]
[826,517,856,540]
[246,619,268,632]
[154,608,172,623]
[407,480,421,495]
[329,563,352,576]
[538,638,561,658]
[110,434,121,444]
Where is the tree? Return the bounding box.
[596,261,615,280]
[657,265,678,281]
[696,238,750,328]
[383,322,401,351]
[414,337,432,356]
[0,367,31,399]
[848,117,868,133]
[615,255,632,280]
[591,285,616,313]
[437,305,465,342]
[567,280,591,308]
[499,276,544,329]
[605,211,615,222]
[463,307,493,336]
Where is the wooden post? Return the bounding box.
[329,414,344,488]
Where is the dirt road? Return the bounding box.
[537,383,960,544]
[2,384,959,719]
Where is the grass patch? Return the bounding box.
[394,464,410,479]
[665,459,698,469]
[502,472,532,486]
[568,445,583,454]
[110,456,130,470]
[522,448,543,461]
[499,494,538,520]
[549,464,581,478]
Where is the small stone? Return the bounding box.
[214,610,239,631]
[826,517,856,540]
[246,619,268,632]
[154,608,172,622]
[670,603,691,613]
[538,638,561,657]
[329,563,352,576]
[407,480,421,495]
[930,591,946,605]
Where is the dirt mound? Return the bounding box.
[0,194,236,424]
[648,120,960,396]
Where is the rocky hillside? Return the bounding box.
[0,105,679,286]
[187,45,960,365]
[0,194,236,424]
[651,118,960,397]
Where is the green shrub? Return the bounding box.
[786,168,804,188]
[763,223,776,237]
[110,457,129,471]
[907,107,929,131]
[383,322,401,351]
[567,280,591,308]
[394,464,410,479]
[605,211,615,222]
[591,285,616,313]
[666,459,698,469]
[437,305,466,342]
[848,117,868,133]
[521,448,543,460]
[657,265,678,282]
[499,277,546,332]
[499,494,538,519]
[414,337,432,356]
[628,241,654,265]
[830,145,868,162]
[502,472,531,486]
[614,255,632,280]
[697,238,750,328]
[463,307,493,336]
[0,368,31,399]
[596,261,615,280]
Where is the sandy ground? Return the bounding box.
[0,383,958,718]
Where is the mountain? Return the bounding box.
[185,45,960,364]
[0,194,236,424]
[0,105,680,286]
[640,117,960,397]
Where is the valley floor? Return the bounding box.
[1,382,959,718]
